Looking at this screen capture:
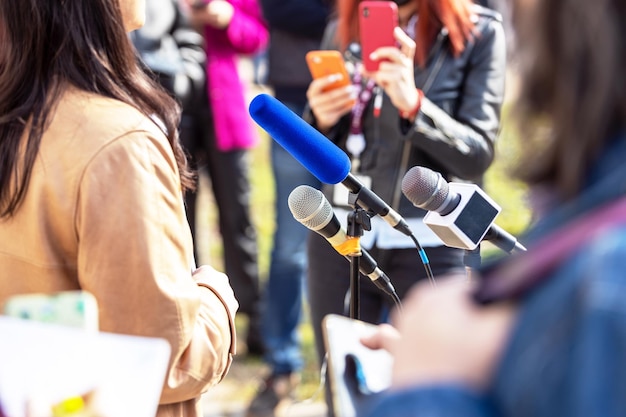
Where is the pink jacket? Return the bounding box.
[202,0,268,151]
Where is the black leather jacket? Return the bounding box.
[306,6,507,219]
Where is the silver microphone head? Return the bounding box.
[401,166,450,212]
[288,185,334,231]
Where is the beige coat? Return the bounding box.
[0,87,237,417]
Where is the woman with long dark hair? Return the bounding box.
[304,0,506,414]
[0,1,237,416]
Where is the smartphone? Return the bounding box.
[322,314,393,417]
[306,50,352,92]
[358,1,399,72]
[3,290,99,331]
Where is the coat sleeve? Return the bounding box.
[547,227,626,416]
[481,225,626,417]
[365,386,496,417]
[75,126,237,404]
[403,16,507,180]
[222,0,269,54]
[171,4,208,109]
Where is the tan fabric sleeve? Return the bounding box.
[74,127,237,404]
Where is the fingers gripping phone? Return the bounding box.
[358,1,399,72]
[306,50,352,92]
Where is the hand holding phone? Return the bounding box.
[306,50,352,92]
[358,1,399,72]
[322,314,393,417]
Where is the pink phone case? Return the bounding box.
[358,1,398,72]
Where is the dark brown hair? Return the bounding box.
[511,0,626,199]
[0,0,194,218]
[336,0,475,67]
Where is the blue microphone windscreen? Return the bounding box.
[248,94,351,184]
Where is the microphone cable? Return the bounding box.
[409,233,436,287]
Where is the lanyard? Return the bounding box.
[347,63,382,171]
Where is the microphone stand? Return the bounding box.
[463,245,482,283]
[464,231,527,283]
[345,203,371,320]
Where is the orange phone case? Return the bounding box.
[306,50,352,92]
[358,1,398,72]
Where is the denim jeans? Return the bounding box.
[261,101,321,375]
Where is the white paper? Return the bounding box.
[0,317,170,417]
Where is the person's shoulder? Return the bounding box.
[583,225,626,269]
[56,87,167,148]
[469,4,505,43]
[564,223,626,315]
[471,4,503,24]
[43,87,175,176]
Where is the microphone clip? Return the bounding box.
[346,204,372,237]
[344,206,371,320]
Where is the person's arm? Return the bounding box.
[366,386,496,417]
[359,276,513,417]
[556,229,626,416]
[76,125,237,402]
[303,19,353,141]
[171,3,207,109]
[403,16,507,180]
[222,0,268,54]
[190,0,268,55]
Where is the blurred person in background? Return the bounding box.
[245,1,334,416]
[131,0,207,134]
[183,0,269,356]
[0,0,238,416]
[362,0,626,415]
[304,0,506,414]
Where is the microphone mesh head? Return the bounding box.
[401,166,449,211]
[288,185,333,230]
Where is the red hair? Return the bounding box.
[337,0,475,67]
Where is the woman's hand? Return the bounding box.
[360,323,401,352]
[362,275,515,392]
[193,265,238,317]
[306,73,355,133]
[188,0,234,30]
[367,27,421,117]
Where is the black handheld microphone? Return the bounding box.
[288,185,397,296]
[248,93,412,237]
[401,166,526,253]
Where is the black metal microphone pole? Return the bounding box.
[463,245,482,283]
[346,209,361,320]
[345,206,370,320]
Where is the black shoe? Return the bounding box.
[246,373,300,417]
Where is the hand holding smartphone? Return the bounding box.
[306,50,352,92]
[358,1,399,72]
[322,314,393,417]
